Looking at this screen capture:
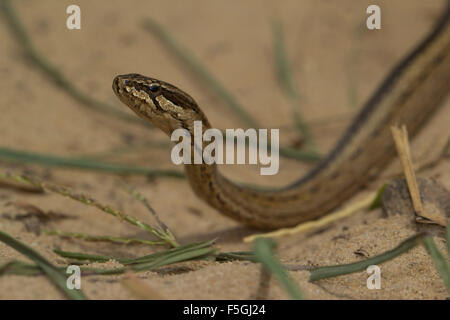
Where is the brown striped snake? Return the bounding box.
[113,5,450,230]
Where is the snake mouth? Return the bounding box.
[112,75,125,97]
[112,76,119,89]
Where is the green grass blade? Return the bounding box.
[0,260,43,276]
[80,267,127,275]
[272,19,317,153]
[272,19,298,100]
[53,249,114,263]
[54,239,217,266]
[0,146,184,178]
[12,246,242,277]
[128,239,216,265]
[278,146,321,161]
[422,236,450,293]
[0,230,87,299]
[346,23,367,109]
[369,183,387,210]
[309,233,423,281]
[77,245,212,275]
[45,230,165,246]
[132,247,216,271]
[78,141,170,160]
[54,240,218,276]
[253,238,304,299]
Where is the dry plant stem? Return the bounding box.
[390,125,448,226]
[119,180,176,244]
[390,126,423,214]
[243,191,377,242]
[0,173,177,247]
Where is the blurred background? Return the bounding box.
[0,0,446,183]
[0,0,449,299]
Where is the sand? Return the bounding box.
[0,0,449,299]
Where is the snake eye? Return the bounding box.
[148,84,160,92]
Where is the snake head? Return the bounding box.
[113,73,206,135]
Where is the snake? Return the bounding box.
[113,5,450,230]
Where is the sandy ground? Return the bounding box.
[0,0,449,299]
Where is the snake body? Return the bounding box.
[113,5,450,230]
